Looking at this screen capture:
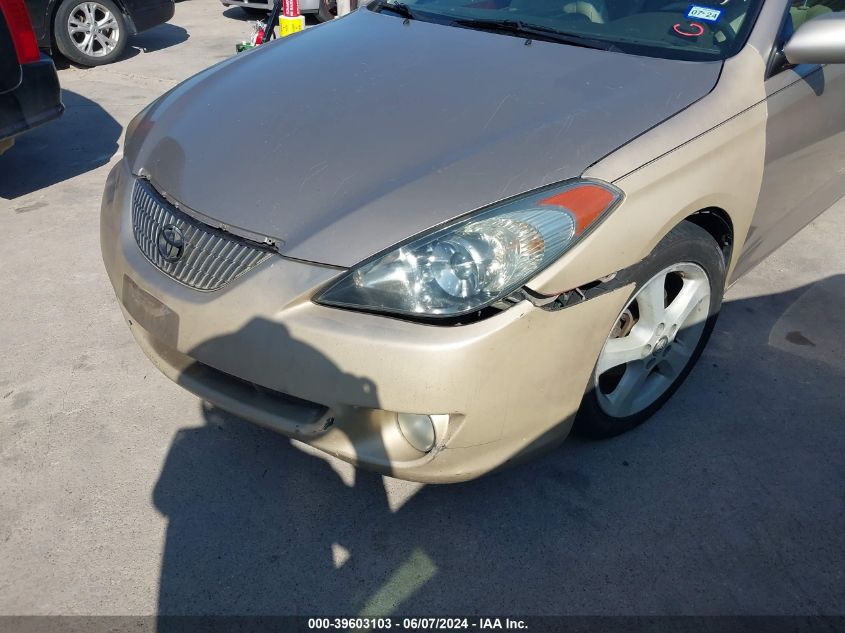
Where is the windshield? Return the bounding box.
[372,0,764,61]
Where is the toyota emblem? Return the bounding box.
[157,224,185,262]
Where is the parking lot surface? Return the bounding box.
[1,1,844,616]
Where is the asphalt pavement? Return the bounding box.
[0,1,843,617]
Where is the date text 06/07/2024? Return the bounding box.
[306,617,529,630]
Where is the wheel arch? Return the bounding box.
[682,207,734,265]
[526,187,747,298]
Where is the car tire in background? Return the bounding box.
[576,221,726,439]
[316,0,336,22]
[240,6,270,17]
[53,0,127,66]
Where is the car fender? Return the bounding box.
[527,44,771,296]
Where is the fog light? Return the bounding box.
[397,413,436,453]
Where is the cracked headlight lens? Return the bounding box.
[315,180,622,318]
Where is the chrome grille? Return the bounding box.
[131,179,273,291]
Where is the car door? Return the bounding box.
[733,0,845,279]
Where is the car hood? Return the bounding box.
[126,9,721,267]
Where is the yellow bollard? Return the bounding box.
[279,0,305,36]
[279,14,305,36]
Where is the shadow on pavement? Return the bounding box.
[0,89,121,199]
[123,23,190,59]
[152,276,845,619]
[49,23,190,70]
[222,6,267,21]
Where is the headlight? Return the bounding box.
[315,180,622,318]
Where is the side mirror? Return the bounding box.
[783,11,845,65]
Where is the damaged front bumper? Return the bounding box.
[101,158,632,483]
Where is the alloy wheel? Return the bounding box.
[67,2,121,58]
[595,262,711,418]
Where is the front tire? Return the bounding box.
[576,222,726,439]
[316,0,337,22]
[54,0,127,66]
[240,6,270,17]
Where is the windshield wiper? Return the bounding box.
[373,0,416,19]
[453,18,619,51]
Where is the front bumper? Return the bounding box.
[101,159,632,482]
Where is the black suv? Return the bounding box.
[1,0,63,155]
[26,0,174,66]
